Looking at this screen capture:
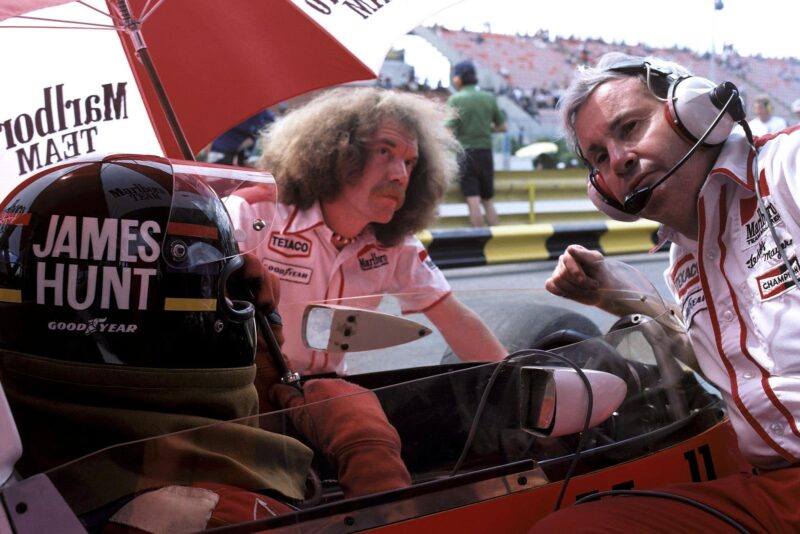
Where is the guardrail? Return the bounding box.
[437,170,599,227]
[442,171,587,203]
[436,198,606,227]
[418,220,661,269]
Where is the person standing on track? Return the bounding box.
[447,59,507,228]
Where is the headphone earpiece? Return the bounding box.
[666,76,739,146]
[609,62,741,147]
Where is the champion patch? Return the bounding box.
[268,232,312,258]
[756,256,799,301]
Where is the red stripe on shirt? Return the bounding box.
[670,254,700,298]
[697,193,797,462]
[718,188,800,442]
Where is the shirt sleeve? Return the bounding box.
[389,236,451,314]
[445,95,460,133]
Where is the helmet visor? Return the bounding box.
[165,161,276,270]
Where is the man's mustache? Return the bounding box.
[372,183,406,205]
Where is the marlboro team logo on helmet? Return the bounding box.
[0,154,275,368]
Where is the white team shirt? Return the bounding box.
[226,196,451,374]
[661,127,800,469]
[748,115,788,136]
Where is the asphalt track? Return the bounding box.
[345,251,671,374]
[444,251,671,298]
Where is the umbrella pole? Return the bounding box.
[117,1,195,161]
[136,47,195,160]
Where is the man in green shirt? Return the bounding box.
[447,60,507,227]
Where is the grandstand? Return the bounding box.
[409,25,800,144]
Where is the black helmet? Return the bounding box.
[0,154,275,368]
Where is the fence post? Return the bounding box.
[528,182,536,224]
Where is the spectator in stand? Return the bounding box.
[748,94,788,136]
[208,110,275,166]
[446,60,507,227]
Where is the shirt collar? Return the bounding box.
[281,201,377,243]
[653,224,697,252]
[280,201,325,234]
[651,130,752,252]
[707,129,755,192]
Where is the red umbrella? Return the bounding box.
[0,0,460,196]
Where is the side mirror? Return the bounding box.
[519,367,627,438]
[302,304,432,352]
[0,381,22,487]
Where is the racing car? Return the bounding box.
[0,260,751,533]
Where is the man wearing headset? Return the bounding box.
[539,52,800,531]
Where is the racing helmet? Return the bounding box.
[0,154,275,368]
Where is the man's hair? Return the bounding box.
[257,87,460,246]
[754,94,772,106]
[753,93,773,114]
[453,60,478,86]
[558,52,692,154]
[459,70,479,86]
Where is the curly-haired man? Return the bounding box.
[229,87,506,376]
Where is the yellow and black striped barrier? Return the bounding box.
[418,220,661,269]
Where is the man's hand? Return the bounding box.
[270,379,411,498]
[546,244,674,320]
[239,252,288,412]
[240,252,284,349]
[545,244,607,306]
